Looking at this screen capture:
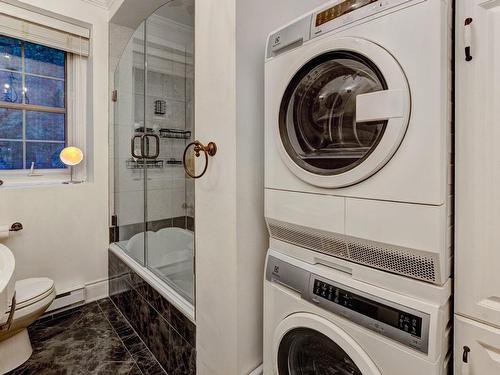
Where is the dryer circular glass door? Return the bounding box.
[273,313,381,375]
[277,37,410,188]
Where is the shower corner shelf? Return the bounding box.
[126,159,164,169]
[166,158,183,165]
[159,128,192,140]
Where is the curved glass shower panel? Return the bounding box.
[113,22,146,265]
[144,2,195,304]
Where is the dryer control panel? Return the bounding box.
[311,0,421,38]
[266,255,430,354]
[267,0,426,58]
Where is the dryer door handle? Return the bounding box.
[355,89,408,123]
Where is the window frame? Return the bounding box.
[0,35,69,177]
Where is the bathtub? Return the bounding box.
[109,227,195,321]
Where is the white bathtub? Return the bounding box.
[110,227,195,321]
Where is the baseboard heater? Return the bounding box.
[44,287,86,314]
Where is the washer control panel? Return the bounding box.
[311,277,428,351]
[266,256,430,353]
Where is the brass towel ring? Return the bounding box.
[183,141,217,179]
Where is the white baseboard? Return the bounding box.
[45,278,109,314]
[84,278,109,303]
[46,287,85,313]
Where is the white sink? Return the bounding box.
[0,244,15,326]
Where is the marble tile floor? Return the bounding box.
[7,298,167,375]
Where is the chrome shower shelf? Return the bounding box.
[166,158,182,165]
[159,128,191,140]
[126,159,164,169]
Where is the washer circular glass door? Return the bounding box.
[273,313,381,375]
[276,38,410,188]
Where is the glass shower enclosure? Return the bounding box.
[111,2,195,305]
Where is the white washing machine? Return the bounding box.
[263,249,452,375]
[264,0,453,285]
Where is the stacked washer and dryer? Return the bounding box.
[263,0,453,374]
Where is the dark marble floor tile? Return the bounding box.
[6,302,133,375]
[8,361,69,375]
[5,299,168,375]
[98,298,135,338]
[81,360,137,374]
[132,348,166,375]
[128,364,143,375]
[121,327,148,355]
[98,297,167,375]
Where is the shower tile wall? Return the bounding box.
[114,37,194,231]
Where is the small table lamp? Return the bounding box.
[60,146,84,184]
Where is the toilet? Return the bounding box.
[0,278,56,374]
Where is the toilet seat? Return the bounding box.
[7,278,55,322]
[13,278,55,310]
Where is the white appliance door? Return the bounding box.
[455,315,500,375]
[274,37,410,188]
[273,312,381,374]
[455,0,500,327]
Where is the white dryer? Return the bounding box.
[264,0,453,285]
[263,249,452,375]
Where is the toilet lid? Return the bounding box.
[13,278,55,309]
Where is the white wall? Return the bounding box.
[196,0,326,374]
[195,0,238,372]
[0,0,109,299]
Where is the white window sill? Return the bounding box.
[0,174,84,189]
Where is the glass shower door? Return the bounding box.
[144,2,195,304]
[113,22,146,265]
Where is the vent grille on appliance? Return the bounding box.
[268,220,348,259]
[267,219,439,283]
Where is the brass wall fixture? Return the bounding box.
[183,141,217,179]
[9,222,23,232]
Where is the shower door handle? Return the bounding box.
[131,135,143,159]
[143,134,160,159]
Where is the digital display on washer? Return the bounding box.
[313,279,422,337]
[315,0,379,27]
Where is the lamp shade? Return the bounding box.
[60,146,83,166]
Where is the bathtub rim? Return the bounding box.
[109,243,195,323]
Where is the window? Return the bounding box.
[0,35,66,170]
[0,4,90,186]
